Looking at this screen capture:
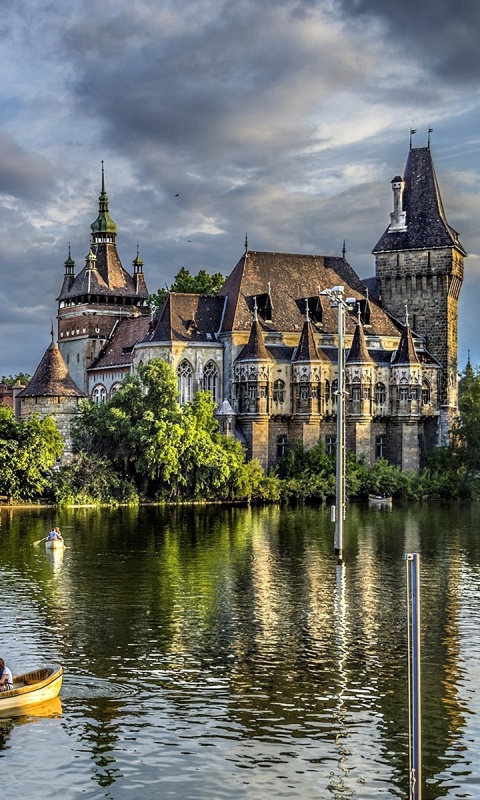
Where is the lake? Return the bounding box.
[1,501,479,799]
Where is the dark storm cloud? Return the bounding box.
[334,0,480,83]
[0,132,53,201]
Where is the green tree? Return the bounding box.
[68,359,273,503]
[1,373,31,387]
[148,267,225,313]
[0,407,63,502]
[454,362,480,471]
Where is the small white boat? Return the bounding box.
[0,665,63,716]
[368,494,393,506]
[45,538,65,550]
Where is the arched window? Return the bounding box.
[110,383,122,396]
[177,360,193,405]
[300,385,309,401]
[325,380,330,403]
[93,384,106,404]
[203,360,219,402]
[399,384,409,401]
[375,382,386,404]
[351,379,361,402]
[273,379,285,403]
[422,380,431,405]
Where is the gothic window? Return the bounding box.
[364,386,371,400]
[422,380,431,405]
[399,385,409,401]
[248,385,256,401]
[300,385,309,401]
[110,383,122,396]
[411,387,419,401]
[203,360,219,403]
[326,435,336,455]
[351,381,361,401]
[375,435,386,459]
[93,385,106,404]
[273,379,285,403]
[375,382,386,404]
[177,360,193,405]
[277,435,287,459]
[325,380,330,403]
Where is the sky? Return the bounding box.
[1,0,480,378]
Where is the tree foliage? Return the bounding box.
[62,359,278,504]
[0,407,63,501]
[148,267,225,313]
[1,373,31,387]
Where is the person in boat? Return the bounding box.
[0,659,13,692]
[47,527,63,541]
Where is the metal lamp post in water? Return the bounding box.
[320,286,356,562]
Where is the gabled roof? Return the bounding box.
[17,340,86,398]
[392,324,420,365]
[346,323,375,364]
[237,318,273,362]
[373,147,466,254]
[143,293,227,343]
[88,316,152,371]
[217,251,401,337]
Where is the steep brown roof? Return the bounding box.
[237,318,273,361]
[392,324,420,365]
[89,316,152,371]
[294,318,325,362]
[217,251,401,337]
[18,341,86,397]
[346,323,375,364]
[373,147,466,255]
[144,293,227,343]
[58,243,148,302]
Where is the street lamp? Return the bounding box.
[320,285,356,562]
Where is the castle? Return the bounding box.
[17,144,465,471]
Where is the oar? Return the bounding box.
[34,537,49,546]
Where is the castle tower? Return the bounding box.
[233,306,273,468]
[57,164,149,392]
[373,143,466,443]
[17,329,86,460]
[345,319,375,463]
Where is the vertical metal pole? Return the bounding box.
[406,553,422,800]
[335,299,345,562]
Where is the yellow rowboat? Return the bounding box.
[45,539,65,550]
[0,665,63,716]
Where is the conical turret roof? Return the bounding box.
[392,324,420,365]
[237,317,273,362]
[346,322,374,364]
[294,317,326,362]
[17,336,86,398]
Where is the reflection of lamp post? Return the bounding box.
[320,286,356,562]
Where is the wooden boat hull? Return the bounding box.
[0,665,63,716]
[45,539,65,549]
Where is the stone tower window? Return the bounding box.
[177,359,193,405]
[273,379,285,403]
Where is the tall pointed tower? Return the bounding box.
[373,143,466,443]
[57,164,149,392]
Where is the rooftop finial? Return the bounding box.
[409,127,417,149]
[405,302,409,327]
[305,298,310,323]
[428,126,433,149]
[244,232,248,253]
[50,318,55,345]
[357,304,361,326]
[101,160,105,194]
[342,240,346,260]
[253,296,258,322]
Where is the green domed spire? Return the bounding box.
[90,161,117,236]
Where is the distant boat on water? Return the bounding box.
[368,494,393,507]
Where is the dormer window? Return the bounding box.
[255,293,273,323]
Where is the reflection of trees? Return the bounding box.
[0,501,477,797]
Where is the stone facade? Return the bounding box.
[35,143,465,474]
